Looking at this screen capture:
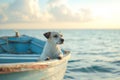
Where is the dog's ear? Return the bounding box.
[44,32,51,39]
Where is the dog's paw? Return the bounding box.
[58,56,62,60]
[64,51,70,54]
[45,57,50,61]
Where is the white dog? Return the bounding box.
[40,32,64,61]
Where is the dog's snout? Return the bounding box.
[61,39,64,42]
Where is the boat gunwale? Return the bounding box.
[0,52,71,74]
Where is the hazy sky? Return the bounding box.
[0,0,120,29]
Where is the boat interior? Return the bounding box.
[0,35,45,63]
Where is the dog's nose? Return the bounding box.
[61,39,64,42]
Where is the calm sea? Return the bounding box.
[0,29,120,80]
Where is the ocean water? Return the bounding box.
[0,29,120,80]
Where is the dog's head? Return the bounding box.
[44,32,64,44]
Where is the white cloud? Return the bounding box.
[3,0,53,23]
[7,0,41,22]
[0,3,9,23]
[0,0,93,23]
[47,0,93,22]
[0,13,8,22]
[47,0,68,7]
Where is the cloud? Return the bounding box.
[79,8,93,22]
[47,0,68,7]
[47,0,93,22]
[0,3,8,22]
[0,13,8,22]
[0,0,93,23]
[7,0,41,22]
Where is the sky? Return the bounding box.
[0,0,120,29]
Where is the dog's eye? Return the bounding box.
[54,35,58,38]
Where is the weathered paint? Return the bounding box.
[0,53,71,80]
[0,64,48,74]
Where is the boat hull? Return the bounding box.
[0,62,66,80]
[0,53,70,80]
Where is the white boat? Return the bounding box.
[0,33,70,80]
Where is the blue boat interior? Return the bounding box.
[0,35,46,63]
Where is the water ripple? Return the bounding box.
[64,75,74,79]
[111,60,120,66]
[69,66,114,73]
[68,59,81,63]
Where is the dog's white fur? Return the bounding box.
[40,32,64,61]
